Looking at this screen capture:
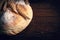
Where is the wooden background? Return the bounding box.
[0,0,60,40]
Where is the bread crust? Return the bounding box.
[0,0,33,35]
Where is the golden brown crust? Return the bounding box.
[16,4,30,20]
[7,0,30,20]
[0,0,33,35]
[7,0,17,13]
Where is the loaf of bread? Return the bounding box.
[0,0,33,35]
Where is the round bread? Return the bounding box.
[0,1,33,35]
